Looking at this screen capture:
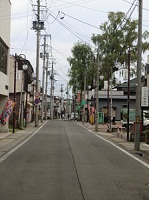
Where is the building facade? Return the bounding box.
[9,55,35,128]
[0,0,11,132]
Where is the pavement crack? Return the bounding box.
[113,180,122,190]
[64,123,86,200]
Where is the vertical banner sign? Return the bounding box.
[77,92,81,103]
[0,99,16,124]
[141,87,148,107]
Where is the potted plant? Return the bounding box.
[142,130,149,144]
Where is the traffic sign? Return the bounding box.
[35,98,40,104]
[34,91,40,98]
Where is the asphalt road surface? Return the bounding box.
[0,120,149,200]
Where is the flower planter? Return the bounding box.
[142,130,149,144]
[145,136,149,144]
[142,129,149,144]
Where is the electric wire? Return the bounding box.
[48,12,94,47]
[0,13,33,22]
[58,17,92,42]
[21,0,30,55]
[59,12,100,30]
[123,0,149,12]
[116,0,137,31]
[43,21,71,86]
[105,0,137,56]
[29,0,37,16]
[48,0,95,12]
[52,47,71,59]
[56,61,69,77]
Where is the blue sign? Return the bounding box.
[35,98,39,104]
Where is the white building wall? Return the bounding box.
[0,0,11,133]
[0,0,11,46]
[114,64,136,84]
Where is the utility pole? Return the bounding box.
[66,84,69,118]
[13,54,17,133]
[95,44,100,131]
[135,0,143,151]
[127,48,130,141]
[50,60,54,119]
[110,68,113,132]
[31,0,46,126]
[41,35,46,122]
[66,84,71,119]
[60,84,64,118]
[33,0,40,127]
[44,53,49,120]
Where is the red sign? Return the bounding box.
[77,92,81,103]
[34,91,40,98]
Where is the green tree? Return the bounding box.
[68,42,95,92]
[92,11,149,81]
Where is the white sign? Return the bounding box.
[34,91,40,97]
[28,84,31,92]
[141,87,148,107]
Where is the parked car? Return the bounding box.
[70,112,78,120]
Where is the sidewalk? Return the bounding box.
[0,122,43,158]
[78,122,149,164]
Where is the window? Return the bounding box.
[0,38,8,74]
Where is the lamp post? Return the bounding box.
[87,85,91,122]
[13,54,17,133]
[13,54,28,133]
[82,72,86,124]
[22,64,28,127]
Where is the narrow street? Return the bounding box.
[0,120,149,200]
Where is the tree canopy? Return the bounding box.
[92,11,149,79]
[67,42,95,92]
[68,11,149,91]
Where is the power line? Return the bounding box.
[49,12,94,47]
[0,13,33,22]
[52,47,71,59]
[123,0,149,12]
[117,0,137,31]
[59,11,100,30]
[48,0,95,11]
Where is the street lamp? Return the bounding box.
[13,53,28,133]
[82,71,86,124]
[87,85,91,122]
[22,64,28,127]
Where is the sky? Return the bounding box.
[10,0,149,97]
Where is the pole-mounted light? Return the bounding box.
[13,54,28,133]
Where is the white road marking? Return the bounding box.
[0,122,46,164]
[79,123,149,169]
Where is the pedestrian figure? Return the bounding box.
[67,113,70,121]
[62,113,64,120]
